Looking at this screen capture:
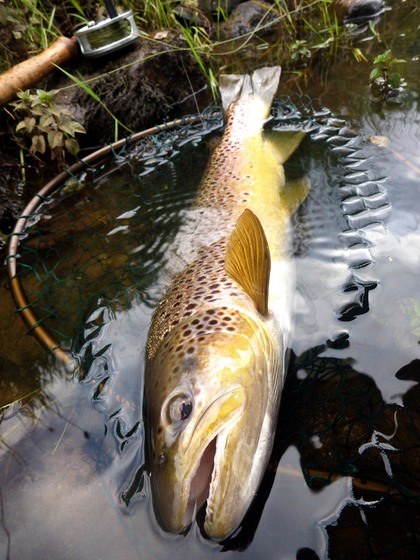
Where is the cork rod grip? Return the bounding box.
[0,36,79,105]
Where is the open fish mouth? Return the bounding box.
[175,386,247,534]
[183,435,218,529]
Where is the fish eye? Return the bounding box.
[168,395,193,424]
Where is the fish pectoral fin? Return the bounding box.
[281,176,311,216]
[225,209,271,316]
[265,130,306,164]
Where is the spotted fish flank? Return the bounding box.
[145,66,310,540]
[146,239,256,358]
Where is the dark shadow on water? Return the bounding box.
[206,346,420,556]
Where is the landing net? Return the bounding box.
[4,94,419,559]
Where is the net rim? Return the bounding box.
[5,115,207,369]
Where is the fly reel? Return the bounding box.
[76,2,140,59]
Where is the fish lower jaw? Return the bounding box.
[202,425,241,541]
[182,420,238,537]
[185,436,217,527]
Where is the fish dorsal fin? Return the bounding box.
[225,209,271,316]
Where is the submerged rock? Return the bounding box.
[332,0,385,23]
[225,1,277,38]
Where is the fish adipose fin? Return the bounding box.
[225,209,271,316]
[282,176,312,216]
[264,129,311,214]
[219,66,282,112]
[266,129,306,165]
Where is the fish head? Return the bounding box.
[146,307,280,540]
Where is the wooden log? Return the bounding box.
[0,36,79,106]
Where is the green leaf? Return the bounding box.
[389,72,401,89]
[36,89,58,104]
[369,67,383,82]
[15,121,26,133]
[48,106,63,118]
[15,117,36,132]
[9,101,21,110]
[60,120,86,135]
[48,130,63,150]
[30,98,43,108]
[58,122,76,136]
[24,116,36,133]
[59,108,76,118]
[39,114,56,129]
[30,106,48,116]
[71,121,86,134]
[353,48,368,63]
[17,90,31,101]
[373,50,391,65]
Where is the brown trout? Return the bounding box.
[145,66,309,540]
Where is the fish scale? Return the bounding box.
[147,87,289,357]
[195,99,272,220]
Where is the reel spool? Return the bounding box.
[76,9,140,58]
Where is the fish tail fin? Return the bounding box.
[219,66,281,113]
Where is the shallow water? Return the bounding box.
[1,3,419,559]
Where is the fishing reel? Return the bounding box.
[76,1,140,58]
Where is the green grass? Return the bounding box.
[3,1,347,61]
[1,0,377,149]
[56,65,134,141]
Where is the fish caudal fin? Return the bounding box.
[219,66,281,112]
[225,209,271,317]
